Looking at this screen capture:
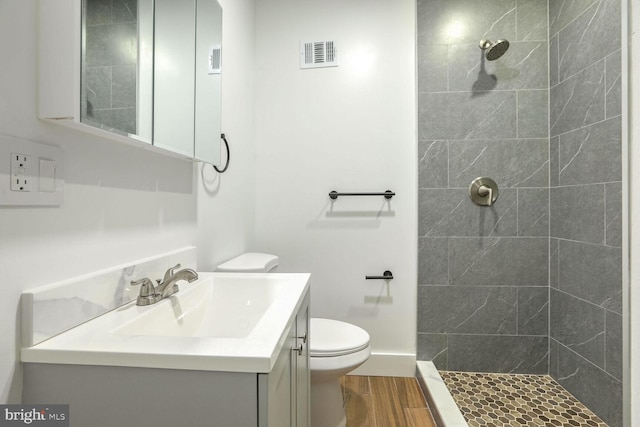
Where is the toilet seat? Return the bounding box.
[310,318,370,357]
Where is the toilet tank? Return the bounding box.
[216,253,279,273]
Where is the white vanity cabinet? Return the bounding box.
[22,291,311,427]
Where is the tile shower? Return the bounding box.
[416,0,623,426]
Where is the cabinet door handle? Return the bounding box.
[292,344,303,356]
[298,333,307,343]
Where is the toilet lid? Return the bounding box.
[310,318,370,357]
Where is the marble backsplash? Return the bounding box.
[21,247,196,347]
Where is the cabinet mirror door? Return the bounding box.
[81,0,153,143]
[152,0,196,156]
[194,0,222,165]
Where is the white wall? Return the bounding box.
[0,0,255,403]
[253,0,417,376]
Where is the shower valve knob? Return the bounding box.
[469,177,499,206]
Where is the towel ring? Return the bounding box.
[213,133,230,173]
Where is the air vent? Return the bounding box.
[208,46,221,74]
[300,40,338,69]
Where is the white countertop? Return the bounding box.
[21,272,310,374]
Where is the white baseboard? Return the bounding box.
[349,352,416,377]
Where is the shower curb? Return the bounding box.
[416,361,468,427]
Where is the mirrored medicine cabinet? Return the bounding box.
[38,0,222,166]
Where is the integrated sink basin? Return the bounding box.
[114,276,285,338]
[21,272,310,373]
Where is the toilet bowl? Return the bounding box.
[309,318,371,427]
[216,253,371,427]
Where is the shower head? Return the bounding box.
[479,39,510,61]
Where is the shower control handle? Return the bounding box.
[478,185,493,206]
[469,177,499,207]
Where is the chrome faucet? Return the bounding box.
[130,264,199,306]
[155,264,199,298]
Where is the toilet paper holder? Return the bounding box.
[365,270,394,280]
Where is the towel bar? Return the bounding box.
[329,190,395,200]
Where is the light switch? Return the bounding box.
[39,158,56,192]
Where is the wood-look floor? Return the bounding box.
[340,376,436,427]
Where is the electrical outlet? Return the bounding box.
[10,153,32,192]
[1,136,64,205]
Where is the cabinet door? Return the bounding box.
[258,321,295,427]
[258,293,311,427]
[294,297,310,427]
[152,0,196,157]
[194,0,223,165]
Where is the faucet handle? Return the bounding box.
[162,263,181,284]
[131,278,156,296]
[130,278,161,306]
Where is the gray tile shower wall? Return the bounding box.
[83,0,137,135]
[417,0,550,375]
[417,0,623,426]
[417,1,624,420]
[550,339,623,426]
[548,0,623,425]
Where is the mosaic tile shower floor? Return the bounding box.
[440,371,608,427]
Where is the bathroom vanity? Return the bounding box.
[21,266,310,427]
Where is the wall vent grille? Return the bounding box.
[300,40,338,69]
[208,46,221,74]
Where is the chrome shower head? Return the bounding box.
[479,39,510,61]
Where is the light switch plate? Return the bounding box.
[0,135,64,206]
[39,158,56,192]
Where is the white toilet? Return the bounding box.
[216,253,371,427]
